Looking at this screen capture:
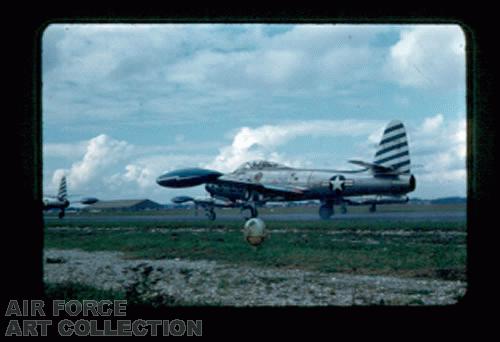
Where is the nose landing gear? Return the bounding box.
[241,203,258,220]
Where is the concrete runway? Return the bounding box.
[44,210,466,223]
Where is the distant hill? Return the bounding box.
[430,197,467,204]
[409,197,466,204]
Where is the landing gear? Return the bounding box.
[206,209,216,221]
[341,203,347,214]
[58,210,65,219]
[319,204,333,220]
[241,203,258,220]
[369,203,377,213]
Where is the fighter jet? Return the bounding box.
[156,120,416,220]
[43,176,98,218]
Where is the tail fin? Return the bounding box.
[57,176,67,201]
[373,120,411,174]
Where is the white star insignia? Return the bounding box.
[330,177,345,192]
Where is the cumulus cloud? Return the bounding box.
[44,115,467,202]
[44,141,88,159]
[385,25,465,89]
[51,134,133,191]
[108,154,210,190]
[45,133,216,199]
[43,24,467,200]
[411,113,467,189]
[205,119,382,172]
[421,113,444,133]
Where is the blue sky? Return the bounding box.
[42,24,466,203]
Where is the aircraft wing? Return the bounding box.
[172,196,235,208]
[348,160,405,175]
[217,177,307,196]
[258,183,307,195]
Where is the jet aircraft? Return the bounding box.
[43,176,98,218]
[156,120,416,220]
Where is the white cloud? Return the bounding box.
[42,24,467,200]
[44,141,87,159]
[367,126,385,146]
[205,119,382,172]
[108,154,211,190]
[45,132,220,200]
[245,50,304,85]
[421,113,444,133]
[165,24,390,96]
[41,24,405,131]
[51,134,133,190]
[410,113,467,194]
[44,115,467,202]
[385,25,465,89]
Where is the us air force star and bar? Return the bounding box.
[330,175,353,194]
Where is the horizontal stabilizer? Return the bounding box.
[348,160,396,174]
[172,196,195,204]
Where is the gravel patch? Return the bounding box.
[44,249,466,306]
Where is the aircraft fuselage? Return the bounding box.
[42,198,70,210]
[205,168,415,203]
[156,120,417,220]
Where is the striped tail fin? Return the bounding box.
[373,120,411,174]
[57,176,67,201]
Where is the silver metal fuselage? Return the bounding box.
[205,168,415,203]
[42,198,69,210]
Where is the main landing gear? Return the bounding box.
[241,203,258,220]
[341,203,347,214]
[319,200,349,220]
[319,201,334,220]
[206,208,216,221]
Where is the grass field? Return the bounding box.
[44,215,466,281]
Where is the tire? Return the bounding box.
[319,205,333,220]
[206,210,216,221]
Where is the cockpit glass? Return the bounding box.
[235,160,289,171]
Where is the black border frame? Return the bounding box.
[6,7,495,337]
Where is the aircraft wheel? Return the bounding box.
[241,205,258,220]
[369,204,376,213]
[319,205,333,220]
[206,210,216,221]
[58,211,65,219]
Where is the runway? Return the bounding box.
[44,210,466,223]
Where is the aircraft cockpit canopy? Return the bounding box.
[234,160,291,172]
